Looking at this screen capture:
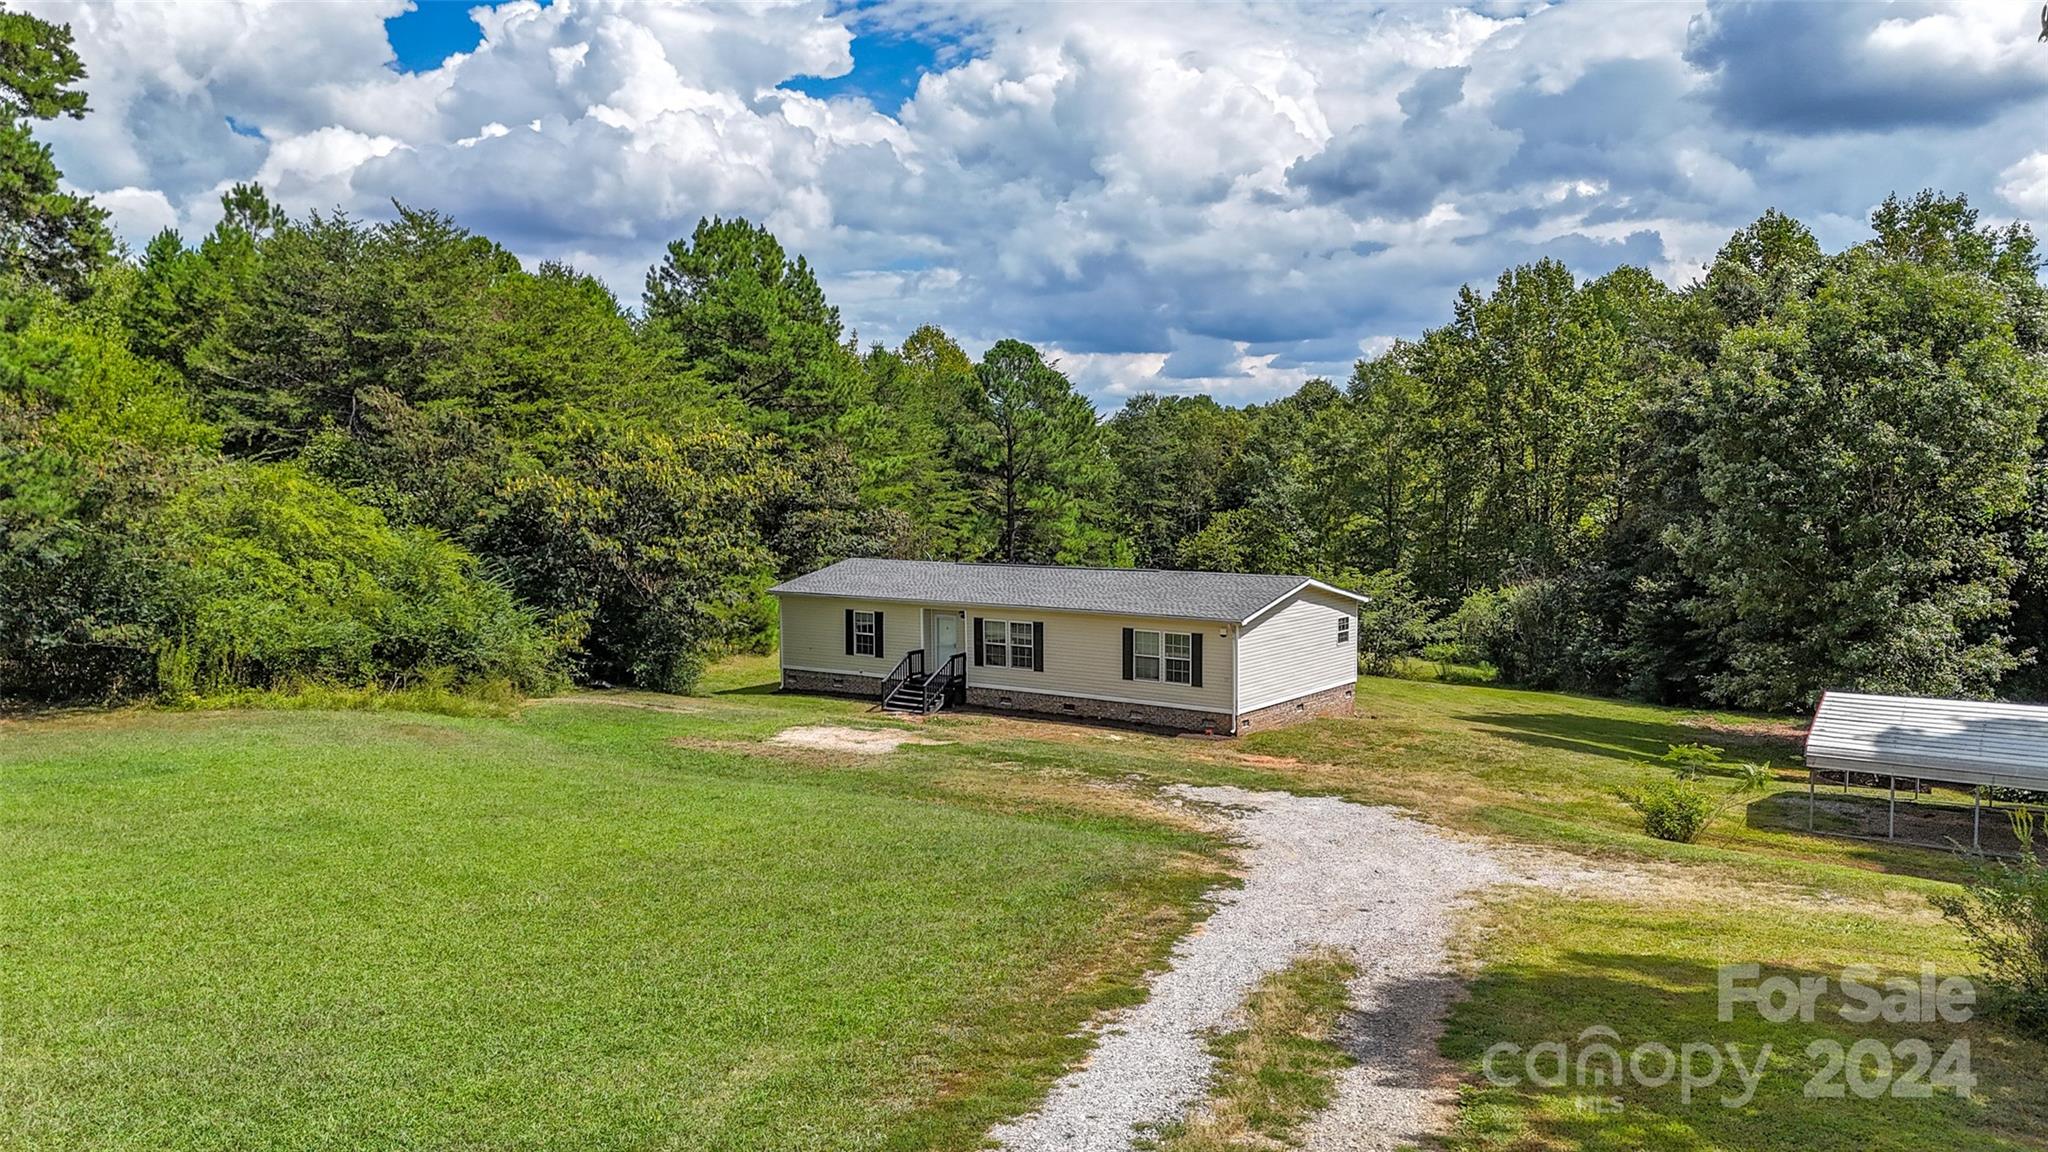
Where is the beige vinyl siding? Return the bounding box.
[777,594,917,676]
[1236,588,1359,712]
[966,607,1236,714]
[778,593,1239,713]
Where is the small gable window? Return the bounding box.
[1337,616,1351,643]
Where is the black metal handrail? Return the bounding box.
[921,651,966,712]
[880,648,925,707]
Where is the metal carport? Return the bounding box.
[1804,691,2048,850]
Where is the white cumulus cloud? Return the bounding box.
[23,0,2048,402]
[1999,153,2048,217]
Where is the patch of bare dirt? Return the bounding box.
[768,725,954,754]
[1685,712,1809,744]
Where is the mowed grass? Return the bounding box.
[1227,680,2048,1149]
[7,656,2048,1151]
[896,672,2048,1147]
[1146,952,1359,1152]
[1440,894,2048,1152]
[0,684,1223,1151]
[962,672,1994,893]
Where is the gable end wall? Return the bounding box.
[1236,587,1360,714]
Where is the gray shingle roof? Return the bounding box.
[769,558,1362,623]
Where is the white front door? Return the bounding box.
[932,612,962,667]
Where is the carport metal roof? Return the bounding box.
[1803,691,2048,851]
[1805,691,2048,792]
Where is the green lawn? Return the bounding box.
[4,659,2045,1150]
[907,671,2048,1148]
[0,684,1221,1151]
[1440,895,2048,1152]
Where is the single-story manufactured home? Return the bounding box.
[768,558,1367,734]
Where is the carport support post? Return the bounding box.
[1973,788,1982,851]
[1888,774,1896,840]
[1807,769,1815,831]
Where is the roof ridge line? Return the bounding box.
[830,557,1307,581]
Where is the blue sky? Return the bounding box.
[28,0,2048,406]
[388,1,948,113]
[385,0,508,72]
[781,31,946,113]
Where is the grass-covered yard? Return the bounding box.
[4,657,2045,1149]
[0,680,1221,1151]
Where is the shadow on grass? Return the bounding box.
[711,680,782,696]
[1741,790,2030,878]
[1439,951,2043,1152]
[1454,711,1804,767]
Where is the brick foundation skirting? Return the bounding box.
[966,686,1232,734]
[784,668,1354,736]
[1236,682,1356,732]
[782,668,885,698]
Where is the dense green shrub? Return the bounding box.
[474,416,782,693]
[1,291,562,703]
[1438,577,1621,691]
[1428,588,1506,673]
[153,463,563,696]
[0,295,213,699]
[1934,813,2048,1037]
[1619,743,1771,843]
[1622,779,1723,843]
[1353,570,1438,676]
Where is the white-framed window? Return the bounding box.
[984,619,1037,668]
[853,610,878,656]
[1132,629,1162,680]
[1008,621,1035,669]
[1164,632,1192,684]
[1337,616,1351,643]
[1129,628,1193,683]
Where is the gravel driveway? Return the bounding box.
[987,784,1525,1152]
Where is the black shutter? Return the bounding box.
[1122,628,1134,680]
[873,611,884,657]
[973,618,983,666]
[1191,632,1204,687]
[1032,621,1044,671]
[844,608,854,655]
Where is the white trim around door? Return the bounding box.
[925,606,966,671]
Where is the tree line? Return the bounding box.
[2,8,2045,711]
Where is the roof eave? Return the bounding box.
[1240,578,1371,627]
